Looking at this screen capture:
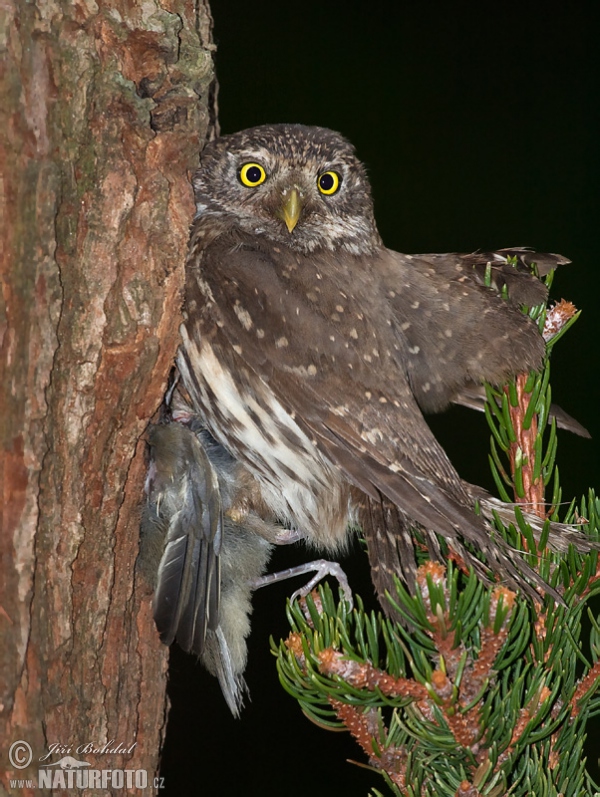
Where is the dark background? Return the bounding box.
[161,2,600,793]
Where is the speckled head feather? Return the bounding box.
[192,124,382,255]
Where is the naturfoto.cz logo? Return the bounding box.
[7,739,161,792]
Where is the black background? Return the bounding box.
[161,2,600,793]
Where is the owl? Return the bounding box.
[143,124,590,712]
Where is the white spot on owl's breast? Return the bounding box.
[363,426,383,445]
[197,277,216,304]
[233,302,253,330]
[332,405,349,416]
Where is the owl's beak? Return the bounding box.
[279,188,302,233]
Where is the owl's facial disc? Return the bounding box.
[194,124,383,255]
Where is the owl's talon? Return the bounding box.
[274,528,306,545]
[250,559,353,608]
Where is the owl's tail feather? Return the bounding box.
[357,490,525,623]
[359,486,598,623]
[451,383,591,439]
[471,485,598,555]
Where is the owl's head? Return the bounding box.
[192,124,382,255]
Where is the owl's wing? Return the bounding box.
[187,232,471,496]
[373,248,555,413]
[431,247,568,306]
[186,233,555,599]
[450,382,591,438]
[142,424,222,654]
[376,249,588,439]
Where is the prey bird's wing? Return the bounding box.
[143,424,222,655]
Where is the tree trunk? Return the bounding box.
[1,2,217,792]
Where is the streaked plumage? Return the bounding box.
[182,124,588,602]
[142,124,593,711]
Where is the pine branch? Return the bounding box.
[274,268,600,796]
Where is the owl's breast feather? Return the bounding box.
[177,324,352,551]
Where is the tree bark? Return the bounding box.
[1,2,217,792]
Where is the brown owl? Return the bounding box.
[143,124,590,712]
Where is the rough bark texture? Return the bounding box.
[1,2,217,792]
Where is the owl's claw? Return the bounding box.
[288,560,353,607]
[274,528,306,545]
[250,559,353,608]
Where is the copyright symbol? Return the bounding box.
[9,740,32,769]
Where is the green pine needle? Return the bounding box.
[273,266,600,796]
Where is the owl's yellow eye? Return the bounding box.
[239,163,267,187]
[317,170,341,195]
